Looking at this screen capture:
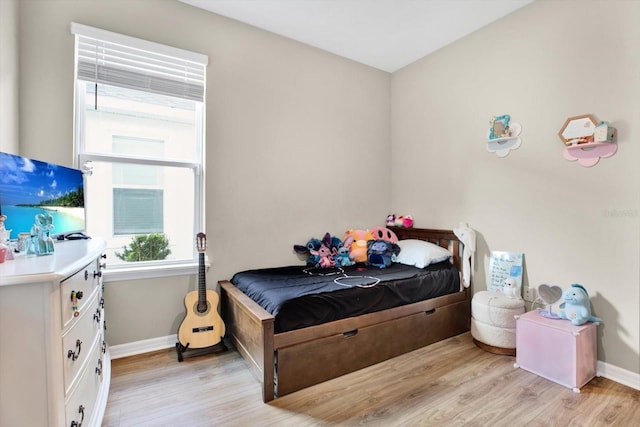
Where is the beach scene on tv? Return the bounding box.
[0,152,85,239]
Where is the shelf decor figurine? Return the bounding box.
[33,213,55,256]
[487,114,522,157]
[559,114,617,167]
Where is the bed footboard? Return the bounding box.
[220,280,276,402]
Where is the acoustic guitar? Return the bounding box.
[177,233,225,350]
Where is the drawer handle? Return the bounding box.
[100,297,105,309]
[70,404,85,427]
[67,339,82,361]
[70,291,83,318]
[93,308,101,324]
[343,329,358,338]
[93,270,102,278]
[102,340,107,354]
[425,309,436,316]
[96,358,103,376]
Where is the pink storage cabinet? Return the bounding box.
[515,310,597,392]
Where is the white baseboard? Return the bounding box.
[597,360,640,390]
[110,335,639,391]
[110,334,178,359]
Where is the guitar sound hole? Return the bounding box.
[194,301,210,315]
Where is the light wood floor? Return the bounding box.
[103,332,639,426]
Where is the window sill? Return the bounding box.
[103,261,207,283]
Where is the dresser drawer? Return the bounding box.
[64,337,104,427]
[62,291,103,395]
[60,259,101,328]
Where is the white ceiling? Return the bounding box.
[178,0,534,73]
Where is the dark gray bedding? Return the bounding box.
[231,262,460,333]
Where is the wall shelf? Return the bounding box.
[487,122,522,157]
[558,114,617,167]
[564,142,617,167]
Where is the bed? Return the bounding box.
[219,227,471,402]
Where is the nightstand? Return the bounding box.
[514,309,597,392]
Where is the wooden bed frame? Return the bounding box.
[219,227,471,402]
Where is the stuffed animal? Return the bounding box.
[310,242,336,268]
[334,246,355,267]
[369,226,398,243]
[366,239,401,268]
[343,229,373,263]
[385,214,396,227]
[502,277,521,299]
[294,236,324,266]
[402,215,414,228]
[558,284,602,325]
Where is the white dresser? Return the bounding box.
[0,238,110,427]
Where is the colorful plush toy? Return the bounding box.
[343,229,373,263]
[366,239,401,268]
[558,284,602,325]
[311,241,336,268]
[385,214,396,227]
[369,226,398,243]
[387,214,414,228]
[294,236,323,266]
[334,237,355,267]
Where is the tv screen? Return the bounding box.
[0,151,85,240]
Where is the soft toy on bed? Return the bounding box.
[334,236,355,267]
[293,234,329,266]
[558,284,602,325]
[311,241,336,268]
[343,229,373,263]
[370,226,398,243]
[366,239,401,268]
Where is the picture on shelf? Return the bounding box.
[489,114,511,140]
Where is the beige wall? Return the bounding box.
[0,0,19,154]
[16,0,391,345]
[392,0,639,374]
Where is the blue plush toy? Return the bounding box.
[366,239,400,269]
[558,284,602,325]
[293,236,323,266]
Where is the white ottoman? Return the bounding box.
[471,290,525,355]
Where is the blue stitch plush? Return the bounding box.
[366,239,400,269]
[558,284,602,325]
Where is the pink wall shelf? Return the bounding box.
[564,142,617,167]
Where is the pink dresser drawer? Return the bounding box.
[515,310,597,392]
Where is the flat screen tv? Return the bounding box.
[0,151,86,240]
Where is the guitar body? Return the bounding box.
[177,233,225,351]
[178,289,225,349]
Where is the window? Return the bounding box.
[71,23,207,274]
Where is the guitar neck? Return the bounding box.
[198,252,206,304]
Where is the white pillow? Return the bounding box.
[394,239,452,268]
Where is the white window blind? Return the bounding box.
[71,22,207,102]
